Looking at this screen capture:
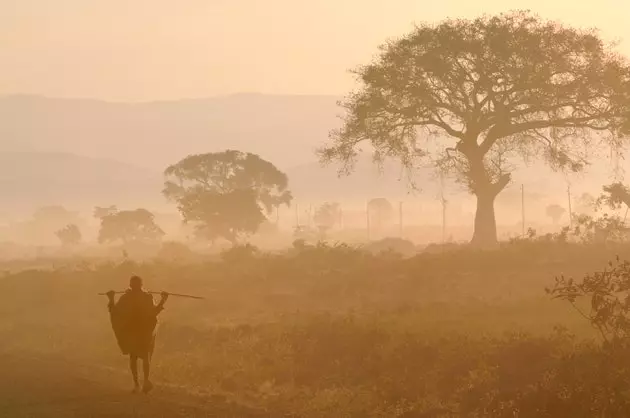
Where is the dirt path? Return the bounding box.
[0,352,269,418]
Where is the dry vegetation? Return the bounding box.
[2,239,630,417]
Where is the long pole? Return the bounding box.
[98,291,204,300]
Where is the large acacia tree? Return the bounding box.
[320,11,630,246]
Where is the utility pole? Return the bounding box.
[440,175,447,245]
[399,201,403,238]
[338,206,343,230]
[366,201,371,241]
[567,185,573,229]
[441,197,447,244]
[308,204,313,227]
[521,184,525,237]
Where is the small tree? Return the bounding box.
[546,204,566,224]
[320,11,630,247]
[313,202,340,238]
[548,257,630,344]
[98,209,164,244]
[570,213,629,243]
[55,224,82,246]
[367,198,393,231]
[163,150,292,245]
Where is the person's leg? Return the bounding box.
[129,355,140,392]
[142,335,156,393]
[141,355,154,393]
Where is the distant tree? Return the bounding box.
[320,11,630,247]
[367,198,393,230]
[93,205,118,220]
[313,202,340,238]
[546,204,566,224]
[97,209,164,244]
[163,150,292,245]
[55,224,82,246]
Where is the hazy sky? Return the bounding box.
[2,0,629,101]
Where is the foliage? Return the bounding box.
[55,224,82,246]
[597,182,630,210]
[320,10,630,246]
[163,150,292,244]
[570,213,630,244]
[363,237,417,257]
[220,243,260,263]
[367,198,393,230]
[508,212,629,247]
[548,256,630,345]
[97,208,165,244]
[312,202,340,237]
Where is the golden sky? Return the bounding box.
[1,0,628,101]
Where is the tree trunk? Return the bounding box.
[471,191,498,247]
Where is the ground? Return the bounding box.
[0,352,268,418]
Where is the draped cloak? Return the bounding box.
[108,290,163,358]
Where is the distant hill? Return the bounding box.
[0,93,341,171]
[0,152,164,215]
[0,94,623,218]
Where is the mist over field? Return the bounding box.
[4,1,630,417]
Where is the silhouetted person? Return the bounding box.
[106,276,168,394]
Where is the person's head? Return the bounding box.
[129,275,143,291]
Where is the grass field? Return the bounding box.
[2,240,630,416]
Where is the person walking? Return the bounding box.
[106,276,168,394]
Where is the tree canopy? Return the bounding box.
[163,150,292,244]
[55,224,82,246]
[97,208,164,244]
[320,10,630,246]
[313,202,340,237]
[546,204,566,224]
[368,198,394,229]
